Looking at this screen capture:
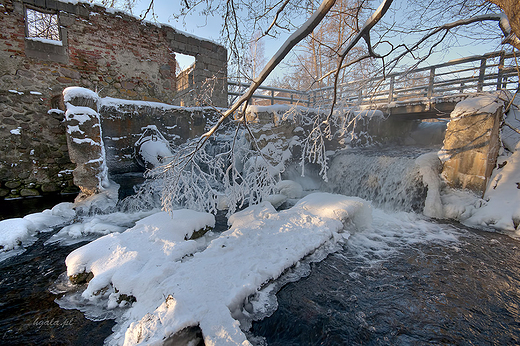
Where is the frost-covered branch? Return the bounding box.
[195,0,338,146]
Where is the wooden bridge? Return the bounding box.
[228,51,519,119]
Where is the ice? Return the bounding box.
[415,152,443,218]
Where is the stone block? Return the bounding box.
[34,0,45,8]
[46,0,58,10]
[441,103,502,194]
[60,67,81,79]
[5,181,21,189]
[20,188,39,197]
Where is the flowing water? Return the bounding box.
[250,213,520,345]
[0,227,116,345]
[1,148,520,345]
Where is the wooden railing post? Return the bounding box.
[427,67,435,99]
[496,51,505,90]
[477,58,487,92]
[357,88,363,105]
[388,75,395,102]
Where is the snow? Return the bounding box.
[101,97,227,113]
[449,92,504,119]
[47,210,159,246]
[0,218,36,251]
[63,86,100,104]
[0,203,75,252]
[64,193,371,345]
[10,127,21,135]
[502,94,520,152]
[135,126,173,169]
[25,37,63,46]
[67,125,85,134]
[72,137,101,146]
[65,104,99,124]
[275,180,303,199]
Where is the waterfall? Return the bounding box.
[327,149,441,213]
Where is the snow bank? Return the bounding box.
[464,148,520,232]
[0,203,75,253]
[65,193,371,345]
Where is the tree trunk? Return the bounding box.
[488,0,520,50]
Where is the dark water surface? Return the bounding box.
[251,224,520,345]
[0,227,115,346]
[0,194,77,221]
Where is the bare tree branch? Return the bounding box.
[329,0,394,116]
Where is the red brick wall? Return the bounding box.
[0,0,226,198]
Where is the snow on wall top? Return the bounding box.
[47,0,222,47]
[63,87,100,103]
[449,92,506,119]
[100,97,226,112]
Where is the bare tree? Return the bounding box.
[130,0,519,213]
[242,30,268,82]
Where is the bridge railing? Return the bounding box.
[228,51,519,108]
[227,80,311,106]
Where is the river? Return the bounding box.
[1,149,519,345]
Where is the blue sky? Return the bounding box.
[130,0,505,80]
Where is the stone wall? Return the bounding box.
[245,105,421,155]
[440,95,504,195]
[0,0,227,198]
[100,99,223,174]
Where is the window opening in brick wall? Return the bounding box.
[175,53,196,76]
[25,7,61,42]
[176,53,196,92]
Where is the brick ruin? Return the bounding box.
[0,0,227,199]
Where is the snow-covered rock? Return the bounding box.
[65,193,371,345]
